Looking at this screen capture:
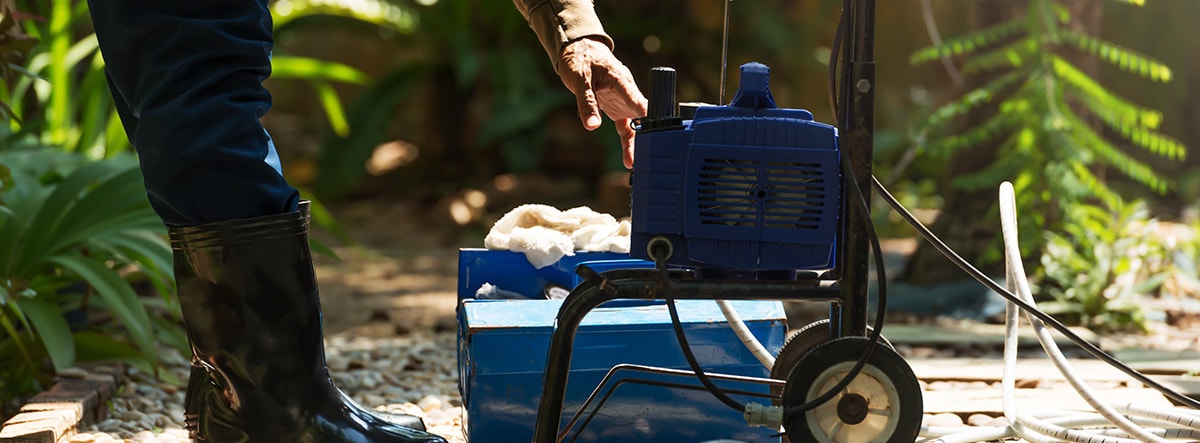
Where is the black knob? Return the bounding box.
[647,67,678,118]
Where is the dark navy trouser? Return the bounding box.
[88,0,299,226]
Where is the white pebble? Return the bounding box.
[418,395,442,412]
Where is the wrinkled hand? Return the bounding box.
[558,37,647,169]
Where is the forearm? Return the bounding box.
[511,0,613,72]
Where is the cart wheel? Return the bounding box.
[781,337,922,443]
[770,320,893,396]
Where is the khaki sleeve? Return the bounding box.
[512,0,614,70]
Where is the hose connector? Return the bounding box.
[744,402,784,429]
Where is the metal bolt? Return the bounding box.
[856,79,872,94]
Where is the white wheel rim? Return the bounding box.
[804,361,903,443]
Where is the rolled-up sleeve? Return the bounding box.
[512,0,614,71]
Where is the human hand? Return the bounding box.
[557,37,647,169]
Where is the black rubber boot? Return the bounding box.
[171,202,446,443]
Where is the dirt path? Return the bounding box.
[312,198,474,337]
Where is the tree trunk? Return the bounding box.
[899,0,1020,284]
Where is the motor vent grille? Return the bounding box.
[696,159,827,230]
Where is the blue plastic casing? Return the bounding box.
[456,249,787,443]
[631,62,841,271]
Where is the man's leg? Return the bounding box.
[90,0,296,225]
[89,2,445,441]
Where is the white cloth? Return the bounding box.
[484,204,631,268]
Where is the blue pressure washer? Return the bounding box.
[523,0,927,441]
[458,0,925,442]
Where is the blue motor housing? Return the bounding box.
[631,62,841,272]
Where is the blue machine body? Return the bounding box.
[631,62,842,272]
[456,249,787,443]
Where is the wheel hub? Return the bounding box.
[836,393,869,425]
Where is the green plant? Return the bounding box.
[0,148,182,407]
[294,0,576,199]
[2,0,131,157]
[0,0,37,122]
[910,0,1186,248]
[1036,199,1165,331]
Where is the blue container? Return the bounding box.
[457,249,655,300]
[630,62,841,271]
[456,249,787,443]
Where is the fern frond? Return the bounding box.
[1052,56,1161,127]
[923,103,1026,158]
[1043,161,1094,201]
[962,37,1037,74]
[1062,107,1168,193]
[910,18,1026,65]
[950,131,1026,191]
[916,67,1029,136]
[271,0,418,34]
[1066,82,1162,130]
[1069,161,1122,208]
[1083,102,1187,160]
[1060,30,1171,82]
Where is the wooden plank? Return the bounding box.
[882,323,1098,347]
[908,358,1145,383]
[922,387,1173,415]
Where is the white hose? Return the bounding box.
[998,181,1167,443]
[729,179,1200,441]
[925,182,1200,443]
[716,300,776,368]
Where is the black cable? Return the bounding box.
[655,257,746,412]
[782,137,889,420]
[871,174,1200,410]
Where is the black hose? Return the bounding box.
[871,174,1200,410]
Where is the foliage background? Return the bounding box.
[1,0,1198,415]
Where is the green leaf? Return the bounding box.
[1060,106,1169,194]
[14,160,124,274]
[915,67,1029,137]
[46,253,157,366]
[476,89,571,144]
[271,56,372,85]
[271,0,419,35]
[312,81,350,138]
[0,303,36,368]
[14,296,74,370]
[298,189,354,248]
[1060,30,1170,82]
[314,66,426,199]
[910,18,1026,65]
[961,37,1037,74]
[72,331,156,376]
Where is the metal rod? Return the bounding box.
[531,270,840,443]
[837,0,877,338]
[719,0,732,104]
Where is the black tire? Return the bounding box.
[781,337,922,443]
[771,319,893,397]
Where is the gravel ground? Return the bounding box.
[60,325,1200,443]
[67,333,466,443]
